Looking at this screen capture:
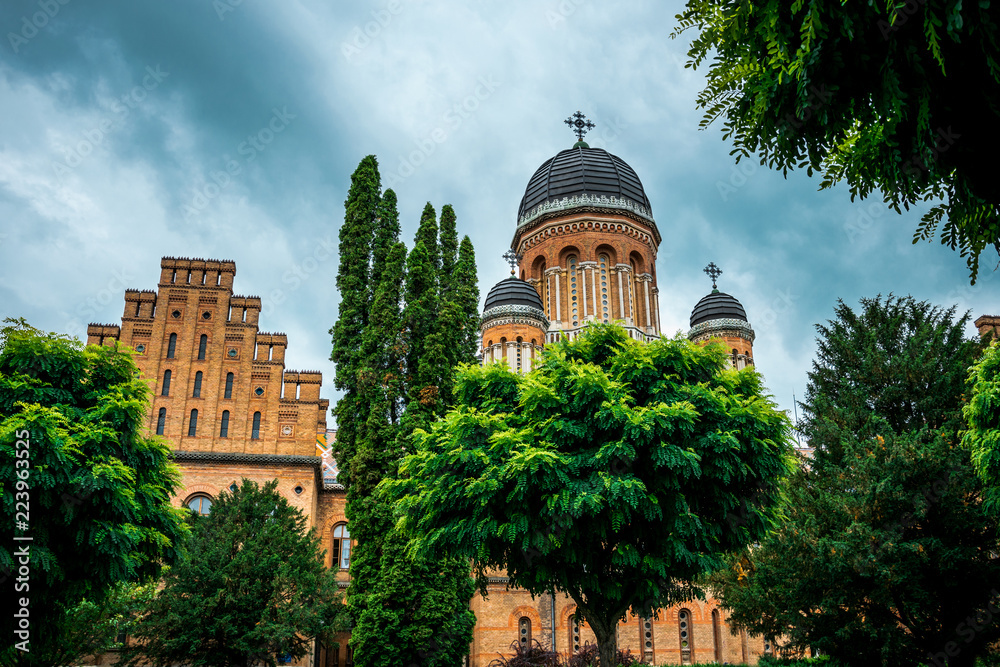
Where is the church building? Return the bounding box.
[471,114,766,666]
[88,114,772,666]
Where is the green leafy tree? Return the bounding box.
[673,1,1000,282]
[710,296,1000,667]
[331,155,380,486]
[0,319,188,667]
[964,340,1000,515]
[388,324,795,667]
[122,479,346,667]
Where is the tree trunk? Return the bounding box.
[587,616,618,667]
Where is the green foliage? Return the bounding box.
[389,324,794,667]
[371,187,401,295]
[454,235,482,366]
[963,340,1000,514]
[122,479,346,667]
[710,296,1000,667]
[59,579,158,660]
[336,188,480,665]
[331,155,380,486]
[401,239,441,432]
[0,319,189,667]
[674,0,1000,282]
[439,204,459,284]
[415,202,441,274]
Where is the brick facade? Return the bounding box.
[88,257,347,667]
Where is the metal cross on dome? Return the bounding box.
[565,111,595,143]
[503,249,522,274]
[704,262,722,289]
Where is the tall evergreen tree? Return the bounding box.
[438,204,458,285]
[454,236,481,366]
[370,189,400,294]
[401,240,439,434]
[414,202,440,273]
[330,156,380,486]
[347,242,409,665]
[709,296,1000,667]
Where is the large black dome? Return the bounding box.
[690,291,748,327]
[484,276,544,311]
[517,146,652,220]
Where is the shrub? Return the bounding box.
[567,641,637,667]
[488,640,562,667]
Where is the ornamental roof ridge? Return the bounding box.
[516,193,655,229]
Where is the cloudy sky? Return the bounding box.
[0,0,993,428]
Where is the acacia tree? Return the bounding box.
[122,479,346,667]
[963,340,1000,515]
[388,324,795,667]
[710,296,1000,667]
[674,0,1000,282]
[0,319,189,667]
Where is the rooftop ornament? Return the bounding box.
[564,111,595,146]
[704,262,722,291]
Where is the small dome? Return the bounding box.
[518,146,651,220]
[484,276,544,311]
[690,290,748,327]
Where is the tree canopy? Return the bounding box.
[964,340,1000,515]
[0,318,189,667]
[674,0,1000,282]
[709,296,1000,667]
[122,479,346,667]
[388,324,795,666]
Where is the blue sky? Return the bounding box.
[0,0,993,427]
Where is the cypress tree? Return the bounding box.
[347,242,408,664]
[330,155,380,487]
[414,202,440,273]
[455,236,481,365]
[370,189,400,293]
[401,240,439,432]
[438,204,458,284]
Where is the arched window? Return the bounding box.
[641,616,655,662]
[220,410,230,438]
[156,408,166,435]
[251,411,261,440]
[193,371,203,398]
[161,370,171,396]
[569,613,581,654]
[224,372,234,399]
[712,609,722,662]
[332,524,351,570]
[678,608,693,664]
[198,334,208,360]
[187,494,212,515]
[188,409,198,437]
[167,333,177,359]
[518,616,532,649]
[568,255,579,327]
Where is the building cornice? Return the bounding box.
[688,318,756,344]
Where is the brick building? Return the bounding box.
[88,122,771,666]
[472,124,769,666]
[87,257,350,667]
